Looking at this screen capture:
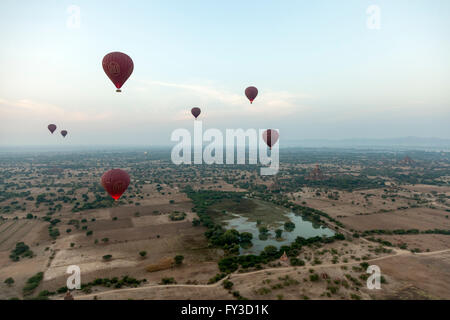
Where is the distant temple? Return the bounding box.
[307,164,325,181]
[64,291,74,300]
[400,156,414,165]
[45,167,64,175]
[280,251,288,262]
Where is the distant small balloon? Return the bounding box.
[262,129,279,150]
[245,86,258,104]
[191,107,201,119]
[61,130,68,138]
[102,52,134,92]
[48,124,57,134]
[101,169,130,201]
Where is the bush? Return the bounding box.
[160,277,176,284]
[208,273,226,284]
[4,277,14,286]
[284,221,295,232]
[23,272,43,296]
[10,242,33,261]
[102,254,112,261]
[309,274,320,282]
[218,257,239,273]
[139,251,147,258]
[223,280,234,290]
[57,286,68,294]
[169,212,186,221]
[174,255,184,266]
[275,229,283,238]
[290,257,305,266]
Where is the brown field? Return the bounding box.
[341,207,450,231]
[0,151,449,300]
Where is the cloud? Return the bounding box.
[141,80,310,118]
[0,98,113,122]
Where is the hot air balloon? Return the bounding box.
[245,86,258,104]
[101,169,130,200]
[102,52,134,92]
[262,129,279,150]
[61,130,68,138]
[48,124,57,134]
[191,107,201,119]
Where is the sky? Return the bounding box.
[0,0,449,146]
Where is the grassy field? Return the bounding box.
[209,198,291,229]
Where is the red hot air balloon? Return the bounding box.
[48,124,57,134]
[262,129,279,150]
[245,86,258,104]
[101,169,130,200]
[191,107,201,119]
[61,130,68,138]
[102,52,134,92]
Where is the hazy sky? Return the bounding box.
[0,0,449,146]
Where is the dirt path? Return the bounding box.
[74,277,231,300]
[416,248,450,256]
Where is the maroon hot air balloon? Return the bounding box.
[262,129,279,150]
[101,169,130,201]
[61,130,68,138]
[48,124,57,134]
[245,86,258,104]
[191,107,201,119]
[102,52,134,92]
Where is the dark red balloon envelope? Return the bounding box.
[245,86,258,104]
[48,124,56,134]
[262,129,279,149]
[101,169,130,201]
[61,130,68,137]
[191,107,201,119]
[102,52,134,92]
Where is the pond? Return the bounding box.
[223,211,335,255]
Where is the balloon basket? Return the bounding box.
[116,89,122,93]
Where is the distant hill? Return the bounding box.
[282,137,450,150]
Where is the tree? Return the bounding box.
[263,245,278,257]
[239,232,253,243]
[4,277,14,286]
[258,226,268,234]
[174,255,184,266]
[103,254,112,261]
[139,251,147,258]
[275,229,283,238]
[220,229,240,245]
[284,221,295,232]
[222,280,234,290]
[160,277,176,284]
[290,257,305,266]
